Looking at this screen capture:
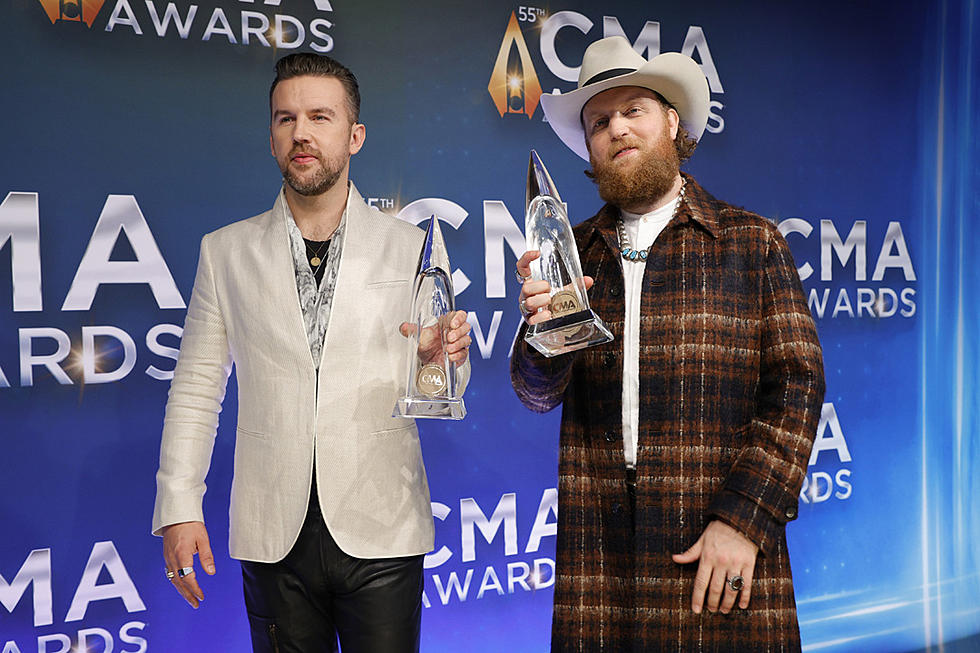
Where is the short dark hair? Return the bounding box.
[269,53,360,123]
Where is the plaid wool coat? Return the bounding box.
[511,174,825,652]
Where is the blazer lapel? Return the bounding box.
[319,183,374,368]
[260,191,315,367]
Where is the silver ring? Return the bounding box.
[519,298,529,315]
[177,567,195,578]
[515,269,531,284]
[727,575,744,592]
[165,569,176,580]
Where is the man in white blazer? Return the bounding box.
[152,53,471,652]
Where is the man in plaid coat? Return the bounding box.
[511,37,825,651]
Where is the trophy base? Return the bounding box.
[392,397,467,420]
[525,309,614,358]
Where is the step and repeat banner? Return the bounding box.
[1,1,977,651]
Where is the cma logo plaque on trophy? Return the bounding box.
[393,216,466,420]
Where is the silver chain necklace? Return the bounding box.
[615,178,686,262]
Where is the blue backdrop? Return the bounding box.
[1,1,978,651]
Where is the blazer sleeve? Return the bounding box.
[707,226,825,555]
[151,233,233,536]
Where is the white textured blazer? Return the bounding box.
[152,183,468,562]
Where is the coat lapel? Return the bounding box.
[259,192,313,366]
[318,183,373,368]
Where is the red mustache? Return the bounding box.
[610,139,642,160]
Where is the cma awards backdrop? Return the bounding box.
[1,1,977,652]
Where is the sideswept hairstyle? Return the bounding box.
[269,53,361,123]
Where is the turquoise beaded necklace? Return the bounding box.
[615,178,686,262]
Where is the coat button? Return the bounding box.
[604,431,616,442]
[612,502,622,514]
[610,286,621,297]
[784,505,798,520]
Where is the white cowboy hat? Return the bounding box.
[540,36,710,161]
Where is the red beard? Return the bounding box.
[588,133,680,211]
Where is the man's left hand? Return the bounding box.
[400,310,472,364]
[671,519,759,614]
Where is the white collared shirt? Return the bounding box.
[620,197,680,468]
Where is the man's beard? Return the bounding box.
[280,147,346,196]
[588,134,679,211]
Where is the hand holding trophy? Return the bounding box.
[521,150,613,357]
[393,216,467,419]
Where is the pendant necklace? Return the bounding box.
[305,238,329,268]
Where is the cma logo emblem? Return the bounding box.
[36,0,334,28]
[37,0,106,27]
[488,11,543,119]
[488,10,726,134]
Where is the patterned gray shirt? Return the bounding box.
[280,189,347,369]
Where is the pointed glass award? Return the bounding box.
[523,149,613,357]
[393,216,466,420]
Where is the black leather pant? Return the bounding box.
[241,485,424,653]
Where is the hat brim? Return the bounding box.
[540,52,710,161]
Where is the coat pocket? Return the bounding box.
[236,425,267,440]
[366,279,409,290]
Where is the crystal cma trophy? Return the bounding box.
[393,216,466,420]
[523,150,613,357]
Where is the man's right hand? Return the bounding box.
[517,250,594,325]
[162,521,215,609]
